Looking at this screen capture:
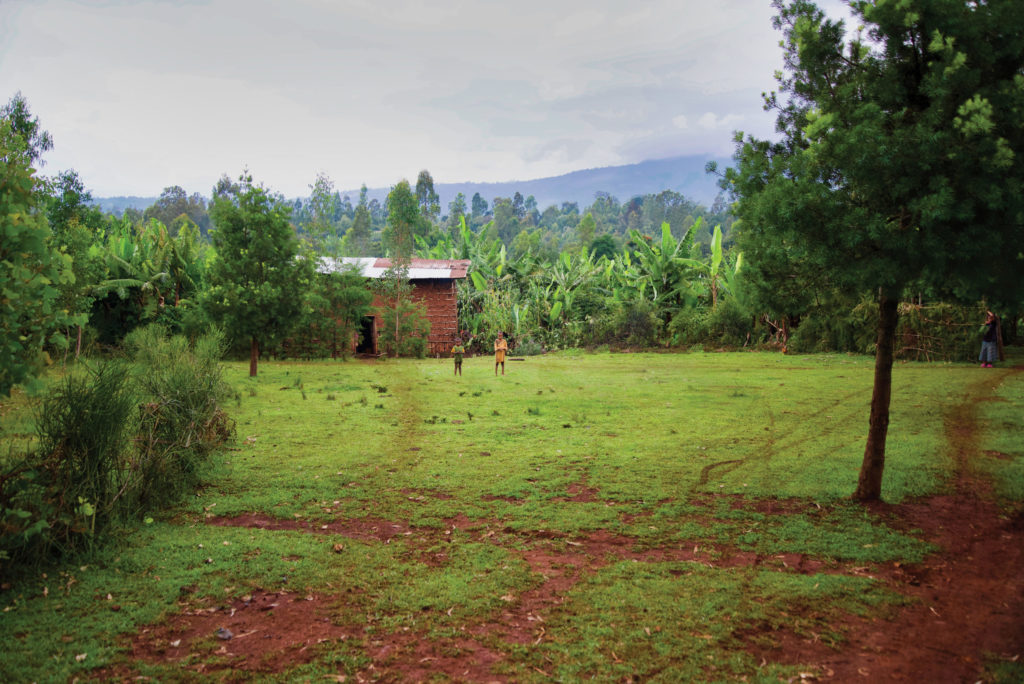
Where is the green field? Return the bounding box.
[2,350,1021,682]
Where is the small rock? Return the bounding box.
[216,627,234,640]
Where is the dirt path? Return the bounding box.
[811,366,1024,681]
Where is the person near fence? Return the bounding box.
[979,310,1003,368]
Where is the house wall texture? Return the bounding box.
[367,279,460,356]
[410,279,459,355]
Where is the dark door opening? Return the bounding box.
[356,316,376,354]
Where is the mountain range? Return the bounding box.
[94,154,731,215]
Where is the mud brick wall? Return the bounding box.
[409,279,459,355]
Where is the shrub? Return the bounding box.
[377,300,431,358]
[514,337,545,356]
[0,326,233,578]
[704,297,755,347]
[124,325,234,510]
[589,300,661,348]
[2,362,137,569]
[668,307,710,347]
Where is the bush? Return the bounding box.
[704,297,755,347]
[589,300,661,348]
[514,337,545,356]
[1,363,138,567]
[0,326,233,578]
[668,307,710,347]
[124,325,234,509]
[377,300,431,358]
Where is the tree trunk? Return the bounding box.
[854,293,899,501]
[250,337,259,377]
[75,325,82,360]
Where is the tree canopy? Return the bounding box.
[0,111,77,395]
[724,0,1024,499]
[204,173,309,376]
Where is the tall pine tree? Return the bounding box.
[725,0,1024,499]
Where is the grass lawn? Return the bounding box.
[2,349,1021,682]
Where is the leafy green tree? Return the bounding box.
[576,213,597,252]
[471,192,489,221]
[724,0,1024,500]
[1,92,53,164]
[292,266,372,359]
[381,180,422,256]
[590,234,618,261]
[492,197,521,244]
[204,172,310,376]
[44,169,106,358]
[0,118,78,395]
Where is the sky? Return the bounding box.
[0,0,849,199]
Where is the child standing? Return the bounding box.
[494,331,508,376]
[451,338,465,376]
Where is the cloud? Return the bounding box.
[0,0,789,196]
[697,112,745,130]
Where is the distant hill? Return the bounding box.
[94,154,729,215]
[93,195,160,215]
[349,154,729,211]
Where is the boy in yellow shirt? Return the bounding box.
[451,338,465,376]
[494,331,508,376]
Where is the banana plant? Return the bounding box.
[626,219,700,312]
[678,224,742,309]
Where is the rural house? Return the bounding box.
[318,257,471,356]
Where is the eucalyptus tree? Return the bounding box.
[44,169,107,357]
[341,185,374,257]
[724,0,1024,500]
[307,172,341,252]
[0,92,52,164]
[415,170,440,224]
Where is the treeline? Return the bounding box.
[3,91,1015,401]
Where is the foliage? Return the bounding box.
[124,325,233,509]
[589,299,661,348]
[374,181,431,356]
[340,185,375,257]
[0,327,231,577]
[142,185,210,236]
[90,217,207,345]
[289,267,373,360]
[376,298,431,358]
[0,116,80,396]
[204,172,310,375]
[0,92,52,164]
[723,0,1024,499]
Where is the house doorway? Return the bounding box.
[356,316,377,354]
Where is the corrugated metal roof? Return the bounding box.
[317,257,470,280]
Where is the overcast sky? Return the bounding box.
[0,0,849,198]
